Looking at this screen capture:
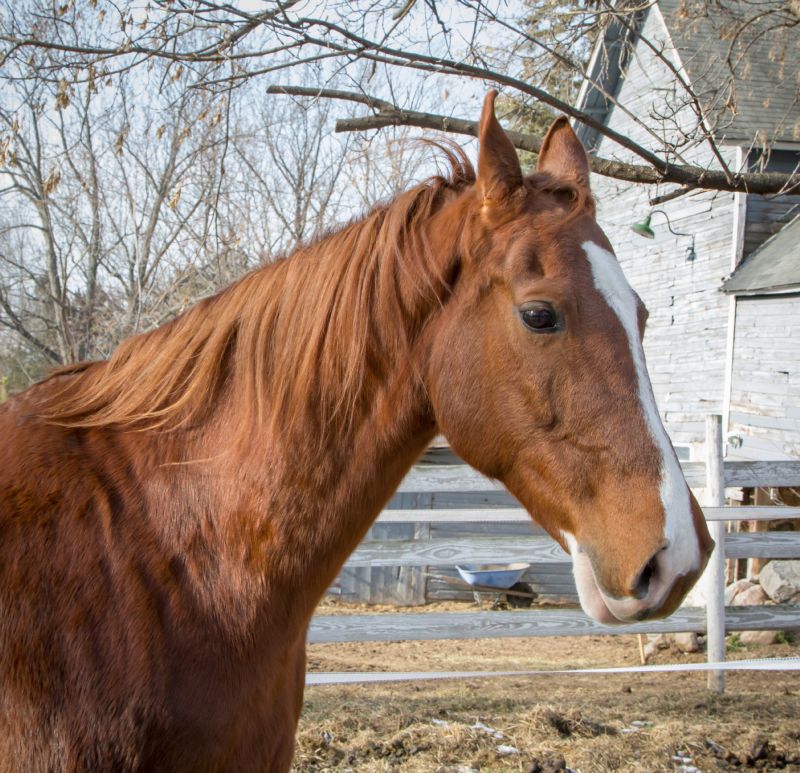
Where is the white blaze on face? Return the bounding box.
[580,241,701,577]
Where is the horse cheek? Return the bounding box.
[428,318,511,479]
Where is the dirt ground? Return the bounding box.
[294,599,800,772]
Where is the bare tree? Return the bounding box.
[231,91,353,255]
[0,73,98,364]
[2,0,796,195]
[0,27,420,387]
[0,54,232,367]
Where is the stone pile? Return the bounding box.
[644,560,799,657]
[759,560,800,603]
[724,560,800,645]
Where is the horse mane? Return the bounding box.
[37,143,477,447]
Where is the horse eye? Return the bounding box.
[519,304,559,333]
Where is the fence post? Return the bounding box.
[705,414,726,693]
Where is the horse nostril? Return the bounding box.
[631,553,660,599]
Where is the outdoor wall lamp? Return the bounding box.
[631,210,697,261]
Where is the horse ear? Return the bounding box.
[477,90,522,205]
[536,116,591,189]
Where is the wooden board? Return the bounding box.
[345,536,568,567]
[395,462,800,494]
[376,506,800,524]
[429,520,546,538]
[397,466,505,493]
[724,532,800,559]
[307,605,800,643]
[720,461,800,487]
[344,531,800,568]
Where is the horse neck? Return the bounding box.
[179,192,466,635]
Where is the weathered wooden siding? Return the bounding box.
[588,5,736,450]
[421,518,577,604]
[334,450,573,604]
[728,293,800,460]
[336,492,432,605]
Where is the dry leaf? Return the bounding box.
[43,169,62,196]
[56,79,71,110]
[168,186,182,211]
[0,137,12,167]
[113,127,128,156]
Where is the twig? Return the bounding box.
[649,186,696,205]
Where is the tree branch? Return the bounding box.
[0,289,61,364]
[268,87,800,196]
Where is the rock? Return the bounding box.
[724,579,755,605]
[673,632,701,653]
[739,630,778,645]
[683,581,707,607]
[750,736,771,761]
[527,753,566,773]
[732,584,769,606]
[643,633,669,659]
[760,560,800,603]
[644,632,699,657]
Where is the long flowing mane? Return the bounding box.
[38,145,476,446]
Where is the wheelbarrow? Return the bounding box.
[455,562,531,589]
[434,563,537,609]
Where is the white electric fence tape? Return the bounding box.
[306,657,800,686]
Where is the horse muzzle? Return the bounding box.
[567,532,714,624]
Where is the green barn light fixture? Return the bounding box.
[631,209,697,261]
[631,213,656,239]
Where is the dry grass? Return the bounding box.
[295,601,800,772]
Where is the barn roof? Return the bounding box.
[575,0,800,149]
[722,214,800,295]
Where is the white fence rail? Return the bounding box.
[311,416,800,693]
[309,605,800,644]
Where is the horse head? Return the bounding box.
[426,92,714,623]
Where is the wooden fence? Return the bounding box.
[311,417,800,692]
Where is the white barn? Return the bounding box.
[575,0,800,461]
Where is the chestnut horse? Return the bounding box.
[0,92,712,771]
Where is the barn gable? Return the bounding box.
[723,215,800,296]
[577,0,800,150]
